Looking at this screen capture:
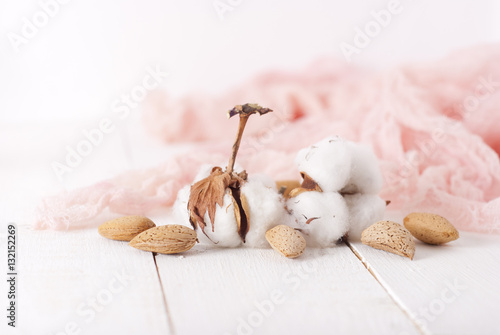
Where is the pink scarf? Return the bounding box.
[36,44,500,234]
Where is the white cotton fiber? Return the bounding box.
[247,173,277,190]
[345,193,386,241]
[286,191,349,247]
[173,184,242,247]
[241,175,287,248]
[173,184,192,227]
[341,142,383,195]
[199,190,242,247]
[295,136,352,192]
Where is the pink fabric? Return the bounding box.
[36,44,500,234]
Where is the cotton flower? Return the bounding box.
[289,136,385,244]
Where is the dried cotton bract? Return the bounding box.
[294,136,352,192]
[174,183,242,247]
[184,104,274,247]
[174,169,286,248]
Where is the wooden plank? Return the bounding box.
[0,227,171,335]
[348,232,500,335]
[155,244,421,335]
[0,120,172,334]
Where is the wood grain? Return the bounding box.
[349,232,500,335]
[0,228,170,335]
[155,245,420,335]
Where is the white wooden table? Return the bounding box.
[1,119,500,335]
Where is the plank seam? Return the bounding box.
[345,241,429,335]
[153,252,176,335]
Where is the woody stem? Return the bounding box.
[227,115,249,175]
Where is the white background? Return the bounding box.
[1,0,499,123]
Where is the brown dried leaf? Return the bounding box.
[187,166,248,240]
[227,103,273,119]
[230,188,250,242]
[230,190,241,231]
[288,173,322,198]
[240,193,251,226]
[188,167,232,236]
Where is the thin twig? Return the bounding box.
[227,115,249,174]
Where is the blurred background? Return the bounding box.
[2,0,500,122]
[1,0,499,205]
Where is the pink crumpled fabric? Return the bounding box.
[35,44,500,234]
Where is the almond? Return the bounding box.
[129,225,198,254]
[361,221,415,260]
[98,216,156,241]
[265,225,306,258]
[404,212,459,245]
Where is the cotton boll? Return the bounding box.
[341,142,383,194]
[248,173,277,190]
[173,185,242,247]
[173,185,192,227]
[199,190,242,247]
[295,136,352,192]
[345,193,386,241]
[286,191,349,247]
[175,166,286,248]
[241,176,287,248]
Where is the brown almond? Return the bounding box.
[129,225,198,254]
[265,225,306,258]
[98,216,156,241]
[404,212,459,245]
[361,221,415,260]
